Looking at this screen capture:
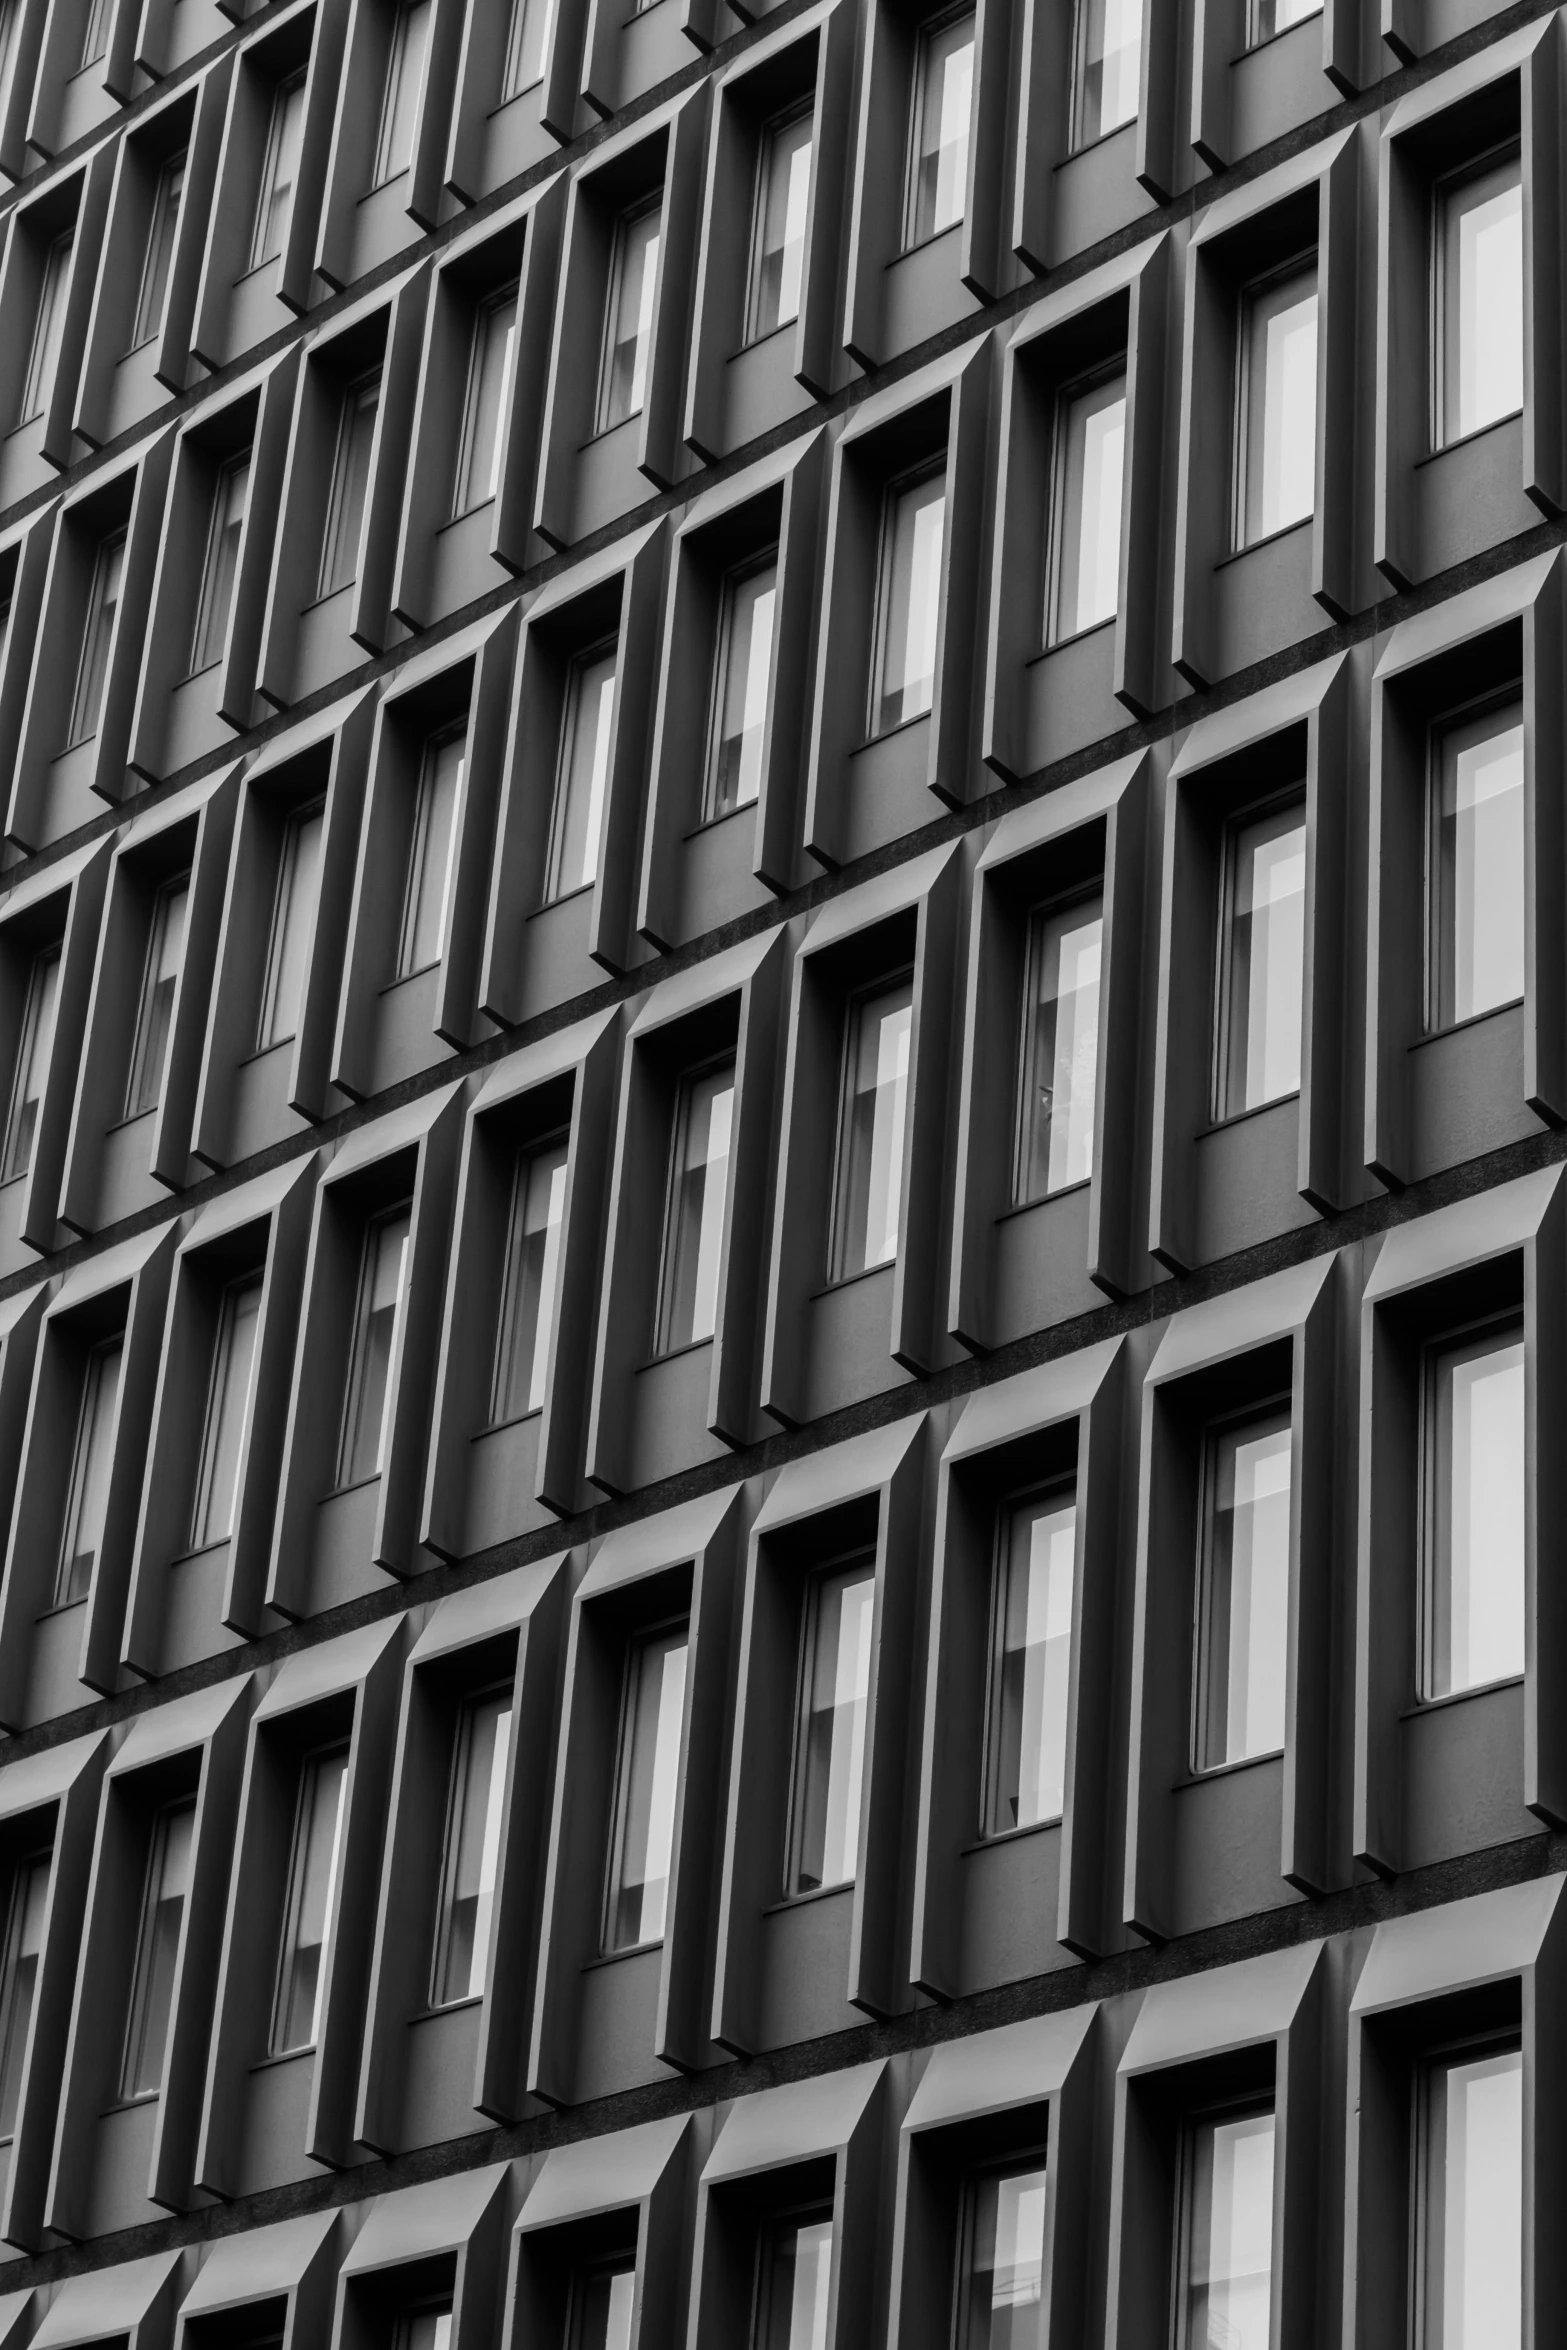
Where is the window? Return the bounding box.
[318,373,380,599]
[395,2309,453,2350]
[1435,148,1522,448]
[655,1061,734,1355]
[78,0,111,71]
[454,284,518,515]
[1216,798,1306,1118]
[831,975,913,1281]
[501,0,554,98]
[605,1624,688,1950]
[906,9,974,247]
[1429,699,1524,1030]
[788,1558,875,1894]
[55,1336,122,1609]
[1176,2108,1275,2350]
[491,1138,568,1422]
[754,2211,834,2350]
[432,1687,512,2004]
[0,1853,48,2137]
[69,529,126,747]
[1422,1319,1525,1700]
[119,1798,195,2099]
[598,200,661,432]
[986,1487,1076,1834]
[704,556,776,822]
[1250,0,1319,37]
[19,233,72,428]
[872,466,945,734]
[337,1204,411,1487]
[397,726,464,978]
[1236,263,1317,546]
[0,0,21,129]
[189,452,251,675]
[566,2262,635,2350]
[546,643,616,900]
[1073,0,1142,146]
[1015,891,1102,1202]
[131,153,186,349]
[124,874,189,1120]
[1418,2045,1522,2350]
[1,945,60,1184]
[251,72,307,272]
[1049,370,1125,643]
[256,800,325,1051]
[1194,1408,1291,1772]
[957,2163,1049,2350]
[271,1745,348,2054]
[188,1275,263,1552]
[749,107,812,341]
[373,0,431,186]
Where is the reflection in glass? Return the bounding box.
[707,557,776,819]
[272,1746,348,2053]
[599,203,661,431]
[132,154,186,349]
[1074,0,1143,146]
[960,2165,1049,2350]
[1016,894,1102,1201]
[1,945,60,1184]
[397,726,464,977]
[189,1274,263,1551]
[70,530,127,746]
[1422,2048,1522,2350]
[0,1854,45,2137]
[317,374,380,598]
[1425,1324,1525,1700]
[1051,374,1124,642]
[757,2215,834,2350]
[455,285,518,514]
[1220,801,1306,1117]
[55,1337,122,1609]
[1439,151,1522,446]
[547,645,616,899]
[568,2263,635,2350]
[750,107,812,339]
[833,977,913,1280]
[606,1626,688,1949]
[251,72,306,270]
[907,10,974,247]
[257,800,325,1050]
[791,1561,875,1893]
[492,1139,568,1422]
[873,468,945,733]
[1180,2110,1275,2350]
[987,1493,1076,1834]
[338,1205,411,1486]
[657,1062,734,1355]
[1196,1411,1291,1770]
[433,1688,512,2003]
[1239,265,1317,545]
[19,233,72,427]
[1431,704,1524,1029]
[120,1799,195,2098]
[125,875,189,1118]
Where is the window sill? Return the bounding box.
[1174,1746,1286,1788]
[1402,1674,1525,1720]
[762,1879,854,1916]
[810,1257,897,1301]
[1031,611,1116,665]
[1057,114,1138,168]
[892,218,963,266]
[683,793,759,841]
[960,1814,1061,1856]
[105,1105,158,1136]
[583,1938,665,1971]
[3,412,46,445]
[1216,512,1312,568]
[995,1177,1091,1222]
[859,704,934,751]
[1411,998,1524,1048]
[1418,409,1523,466]
[1195,1088,1301,1139]
[249,2044,315,2072]
[52,733,101,765]
[171,1538,231,1568]
[35,1595,89,1624]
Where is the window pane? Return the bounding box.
[606,1626,688,1949]
[19,234,72,427]
[961,2166,1049,2350]
[1426,1326,1525,1699]
[272,1747,348,2054]
[758,2216,834,2350]
[791,1562,875,1893]
[190,1275,263,1551]
[1016,895,1102,1200]
[750,108,812,339]
[121,1799,195,2099]
[1433,705,1525,1028]
[1425,2050,1522,2350]
[1051,374,1125,641]
[547,647,616,898]
[599,204,660,431]
[190,452,251,674]
[0,1855,48,2138]
[874,469,945,733]
[657,1063,734,1355]
[125,875,189,1119]
[257,801,325,1051]
[318,376,380,598]
[0,0,22,132]
[373,0,431,184]
[706,557,775,820]
[338,1205,411,1486]
[1221,802,1306,1117]
[398,727,464,976]
[79,0,111,70]
[502,0,554,94]
[988,1494,1075,1833]
[908,12,974,245]
[70,530,126,746]
[456,286,518,514]
[834,978,913,1279]
[1196,1412,1291,1770]
[1251,0,1320,36]
[434,1690,512,2004]
[1,945,60,1184]
[1240,267,1317,544]
[251,73,306,270]
[1075,0,1142,145]
[1182,2111,1275,2350]
[396,2313,453,2350]
[492,1139,568,1422]
[1441,153,1522,445]
[569,2264,635,2350]
[56,1337,122,1609]
[132,154,186,348]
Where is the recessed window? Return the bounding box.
[906,8,974,247]
[1015,891,1102,1202]
[1418,2044,1522,2350]
[395,2308,453,2350]
[501,0,554,96]
[454,283,518,517]
[1422,1318,1525,1701]
[131,153,186,349]
[655,1060,734,1356]
[1,945,61,1184]
[749,106,812,341]
[1194,1408,1291,1772]
[1048,369,1125,644]
[78,0,111,71]
[119,1798,195,2099]
[18,232,72,427]
[56,1334,122,1609]
[432,1686,512,2004]
[1249,0,1320,39]
[337,1202,411,1487]
[397,725,464,979]
[831,975,913,1281]
[317,373,380,600]
[1235,262,1317,547]
[125,874,190,1120]
[705,554,776,821]
[271,1744,348,2054]
[546,642,616,900]
[491,1137,568,1423]
[1073,0,1142,147]
[567,2260,635,2350]
[373,0,431,186]
[189,452,251,676]
[1176,2107,1275,2350]
[250,71,306,271]
[598,200,661,433]
[69,529,127,747]
[1429,699,1524,1031]
[986,1487,1076,1834]
[0,0,22,129]
[1216,797,1306,1119]
[788,1557,875,1894]
[872,464,945,735]
[256,800,325,1052]
[189,1274,264,1553]
[605,1623,689,1950]
[0,1852,46,2138]
[754,2210,834,2350]
[957,2163,1049,2349]
[1435,147,1522,449]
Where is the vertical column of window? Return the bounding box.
[985,1486,1076,1834]
[318,375,382,599]
[1175,2109,1277,2350]
[754,2214,835,2350]
[431,1688,512,2004]
[251,74,308,273]
[748,108,812,343]
[131,154,187,351]
[1417,2043,1523,2350]
[604,1624,689,1949]
[1435,149,1522,450]
[69,532,127,747]
[566,2263,635,2350]
[1072,0,1143,147]
[394,2307,453,2350]
[546,645,616,900]
[1235,263,1317,549]
[1422,1320,1525,1700]
[1216,799,1307,1119]
[256,802,326,1051]
[124,874,190,1118]
[270,1745,349,2052]
[55,1335,123,1609]
[905,10,975,249]
[188,1275,264,1552]
[1193,1408,1292,1771]
[831,977,914,1280]
[1249,0,1319,38]
[397,727,465,979]
[1428,699,1525,1032]
[1,946,61,1184]
[1048,371,1126,645]
[119,1799,196,2098]
[373,0,433,188]
[501,0,555,99]
[491,1138,569,1423]
[956,2162,1051,2349]
[189,453,252,676]
[654,1061,735,1355]
[337,1204,412,1487]
[598,203,661,433]
[788,1557,876,1894]
[453,285,519,517]
[1014,891,1103,1201]
[18,235,73,428]
[0,1852,48,2136]
[705,556,777,821]
[872,469,945,735]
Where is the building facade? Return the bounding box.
[0,0,1551,2340]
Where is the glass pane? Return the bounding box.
[908,12,974,245]
[132,154,185,348]
[190,1276,263,1551]
[548,648,616,898]
[1075,0,1143,145]
[1241,268,1317,544]
[874,469,945,733]
[751,109,812,338]
[456,286,518,513]
[318,377,380,598]
[1,945,61,1184]
[121,1800,195,2098]
[0,1855,48,2138]
[758,2217,834,2350]
[1426,1326,1525,1699]
[191,452,251,675]
[988,1495,1076,1833]
[1251,0,1320,36]
[834,978,913,1279]
[79,0,111,69]
[1052,374,1125,641]
[492,1140,568,1422]
[707,558,776,820]
[607,1627,689,1949]
[502,0,555,94]
[1425,2050,1522,2350]
[70,530,126,745]
[374,0,431,184]
[273,1746,348,2053]
[339,1205,411,1485]
[1442,154,1522,444]
[1434,706,1525,1028]
[1222,802,1306,1116]
[20,234,72,426]
[257,801,325,1050]
[1183,2111,1275,2350]
[657,1063,734,1354]
[125,876,189,1118]
[251,73,306,270]
[435,1690,512,2003]
[569,2264,635,2350]
[56,1337,122,1609]
[398,727,465,976]
[600,204,661,431]
[791,1563,875,1892]
[1016,895,1102,1200]
[962,2166,1049,2350]
[1197,1413,1291,1770]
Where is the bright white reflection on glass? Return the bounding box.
[373,0,431,186]
[607,1626,688,1948]
[1017,894,1102,1201]
[132,154,185,349]
[1423,2049,1522,2350]
[433,1688,512,2003]
[1052,373,1125,642]
[1075,0,1142,146]
[0,1853,47,2138]
[56,1336,121,1609]
[600,202,660,431]
[988,1492,1076,1833]
[874,467,945,734]
[492,1138,568,1422]
[1181,2111,1275,2350]
[1222,801,1306,1117]
[1425,1324,1525,1700]
[707,555,776,819]
[751,106,812,339]
[907,9,974,246]
[548,645,616,898]
[570,2261,635,2350]
[189,1273,263,1552]
[1251,0,1320,37]
[272,1745,348,2053]
[501,0,554,97]
[338,1205,410,1486]
[318,374,379,598]
[759,2216,834,2350]
[833,977,913,1280]
[657,1062,734,1355]
[1440,151,1522,445]
[962,2166,1049,2350]
[1240,267,1317,545]
[791,1562,875,1893]
[1197,1412,1291,1771]
[120,1798,195,2099]
[1432,705,1524,1029]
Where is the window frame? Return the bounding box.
[1210,783,1309,1124]
[1422,684,1527,1038]
[0,942,61,1186]
[783,1545,879,1899]
[452,279,520,520]
[335,1198,413,1491]
[123,870,189,1121]
[901,2,976,254]
[316,369,382,603]
[1011,878,1106,1205]
[1044,359,1128,650]
[745,98,815,346]
[600,1610,691,1955]
[544,634,619,903]
[1170,2094,1279,2350]
[188,449,252,679]
[68,528,127,749]
[255,794,326,1054]
[130,150,188,353]
[1191,1393,1294,1776]
[652,1051,738,1360]
[702,546,780,826]
[1230,250,1319,555]
[595,195,663,437]
[1429,137,1524,456]
[1416,1305,1527,1707]
[429,1678,514,2010]
[118,1794,196,2104]
[981,1474,1078,1840]
[187,1269,266,1557]
[54,1332,123,1612]
[250,68,307,275]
